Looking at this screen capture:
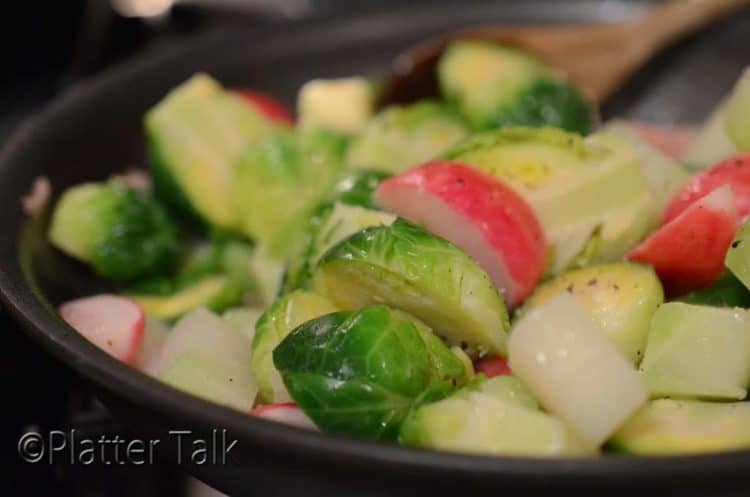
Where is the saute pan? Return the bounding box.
[2,2,750,496]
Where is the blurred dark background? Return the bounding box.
[1,1,747,496]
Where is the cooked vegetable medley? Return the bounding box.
[46,40,750,458]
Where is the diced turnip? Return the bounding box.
[663,154,750,225]
[628,185,738,296]
[136,316,169,376]
[251,403,318,430]
[156,308,257,411]
[59,294,145,364]
[508,293,647,449]
[376,162,546,307]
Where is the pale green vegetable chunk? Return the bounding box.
[400,376,591,457]
[524,263,664,364]
[640,303,750,401]
[313,219,509,357]
[509,293,647,449]
[251,290,338,403]
[723,67,750,152]
[725,218,750,292]
[346,101,469,174]
[611,399,750,455]
[222,307,264,342]
[297,77,374,135]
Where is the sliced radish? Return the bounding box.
[474,356,512,378]
[59,295,145,364]
[628,185,738,296]
[234,89,294,126]
[627,122,694,160]
[376,162,546,307]
[251,403,318,430]
[663,154,750,225]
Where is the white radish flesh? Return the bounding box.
[252,403,318,430]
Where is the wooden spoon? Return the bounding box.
[376,0,748,108]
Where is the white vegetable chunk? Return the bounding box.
[508,293,647,449]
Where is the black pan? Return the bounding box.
[2,2,750,496]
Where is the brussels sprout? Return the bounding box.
[313,219,509,356]
[443,126,653,274]
[146,74,281,230]
[438,41,593,133]
[282,170,392,292]
[49,182,180,281]
[681,272,750,308]
[233,129,347,253]
[346,101,469,174]
[251,290,338,403]
[400,376,590,456]
[273,305,466,439]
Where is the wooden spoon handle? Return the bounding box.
[632,0,748,53]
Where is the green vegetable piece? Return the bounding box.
[723,67,750,152]
[346,101,469,174]
[297,77,374,135]
[726,218,750,292]
[273,306,466,440]
[127,275,242,322]
[681,272,750,308]
[611,399,750,455]
[524,263,664,364]
[329,170,391,210]
[286,202,396,292]
[222,307,264,342]
[640,303,750,400]
[313,219,509,357]
[444,126,653,274]
[400,376,590,456]
[233,129,347,253]
[146,74,280,230]
[438,41,593,133]
[49,182,180,281]
[251,290,338,403]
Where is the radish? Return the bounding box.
[627,122,694,160]
[663,154,750,225]
[251,403,318,430]
[628,185,738,296]
[474,356,512,378]
[59,295,145,364]
[376,162,546,307]
[234,89,294,126]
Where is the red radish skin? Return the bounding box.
[628,185,737,297]
[59,295,145,364]
[474,356,512,378]
[376,162,546,307]
[234,89,294,126]
[628,122,694,160]
[252,403,318,430]
[663,154,750,225]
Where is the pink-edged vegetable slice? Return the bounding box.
[375,161,546,307]
[59,295,145,364]
[234,89,294,126]
[628,185,737,296]
[251,403,318,430]
[627,121,694,160]
[663,154,750,225]
[474,356,512,378]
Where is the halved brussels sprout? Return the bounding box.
[313,219,509,357]
[233,129,347,254]
[251,290,338,403]
[438,41,593,134]
[146,74,280,230]
[400,375,590,456]
[346,101,469,174]
[273,305,466,439]
[443,126,653,274]
[49,181,180,281]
